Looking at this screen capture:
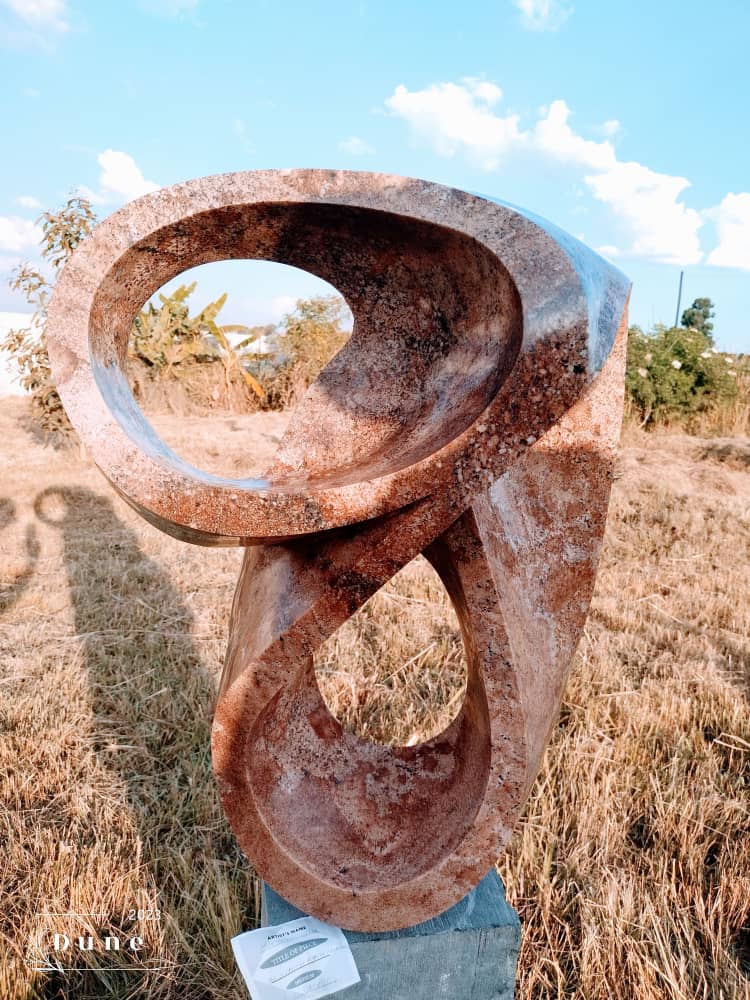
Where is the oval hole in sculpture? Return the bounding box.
[91,200,521,515]
[314,555,468,747]
[243,550,484,892]
[125,260,352,479]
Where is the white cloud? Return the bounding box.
[73,151,159,206]
[513,0,572,32]
[271,295,297,318]
[97,149,159,202]
[600,119,620,137]
[0,216,42,253]
[386,81,704,265]
[533,99,615,171]
[74,183,107,205]
[385,78,524,171]
[15,195,42,210]
[469,80,503,104]
[706,192,750,271]
[534,101,703,264]
[585,161,702,265]
[339,136,375,156]
[2,0,69,31]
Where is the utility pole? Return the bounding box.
[674,270,684,328]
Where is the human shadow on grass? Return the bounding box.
[0,497,39,615]
[31,486,251,999]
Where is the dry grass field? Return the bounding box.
[1,395,748,1000]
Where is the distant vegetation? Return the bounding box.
[1,197,96,436]
[0,197,352,439]
[625,298,748,435]
[2,196,746,439]
[0,198,273,438]
[254,295,351,410]
[131,282,266,402]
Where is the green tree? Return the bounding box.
[131,283,266,401]
[259,295,351,408]
[680,297,715,340]
[625,321,736,426]
[1,197,97,436]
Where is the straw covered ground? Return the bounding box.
[0,396,748,999]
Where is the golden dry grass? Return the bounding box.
[1,397,748,999]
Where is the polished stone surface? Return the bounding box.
[47,170,630,931]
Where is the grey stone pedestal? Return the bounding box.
[260,870,520,1000]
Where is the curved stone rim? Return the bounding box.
[46,169,602,545]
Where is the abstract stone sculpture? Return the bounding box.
[47,170,629,932]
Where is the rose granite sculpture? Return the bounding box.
[46,169,629,932]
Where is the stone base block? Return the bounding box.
[261,869,520,1000]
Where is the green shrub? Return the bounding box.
[257,296,351,409]
[625,324,739,428]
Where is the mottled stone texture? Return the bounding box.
[47,170,629,932]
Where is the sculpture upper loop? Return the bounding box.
[46,170,624,546]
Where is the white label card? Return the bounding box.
[232,916,361,999]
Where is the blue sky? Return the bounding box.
[1,0,748,353]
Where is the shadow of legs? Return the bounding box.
[27,486,250,998]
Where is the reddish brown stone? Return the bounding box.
[47,170,629,931]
